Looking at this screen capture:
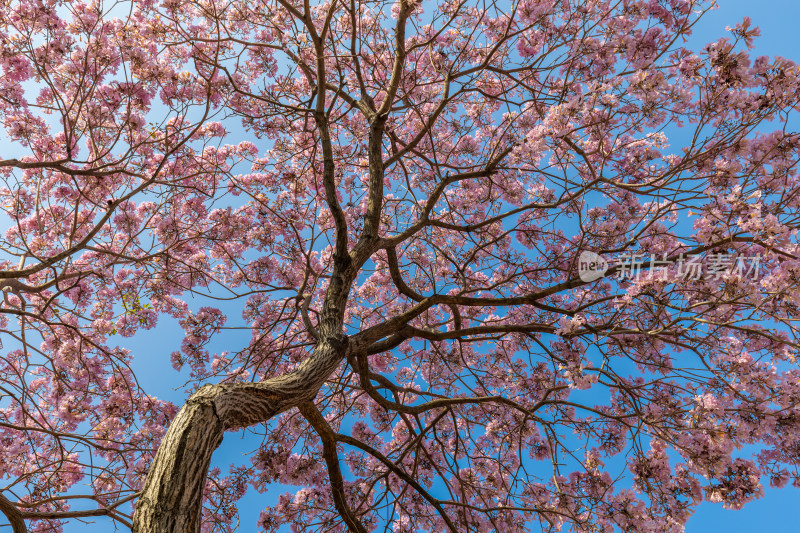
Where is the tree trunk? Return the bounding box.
[132,334,348,532]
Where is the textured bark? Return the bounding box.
[132,35,384,527]
[0,493,27,533]
[132,335,348,533]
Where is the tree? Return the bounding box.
[0,0,799,531]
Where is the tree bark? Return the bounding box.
[0,493,26,533]
[131,334,348,533]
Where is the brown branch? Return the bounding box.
[0,493,26,533]
[299,402,369,533]
[335,433,459,532]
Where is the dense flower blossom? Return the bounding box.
[0,0,799,532]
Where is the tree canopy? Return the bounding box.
[1,0,800,531]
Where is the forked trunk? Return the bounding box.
[131,336,348,532]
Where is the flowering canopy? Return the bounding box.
[0,0,799,531]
